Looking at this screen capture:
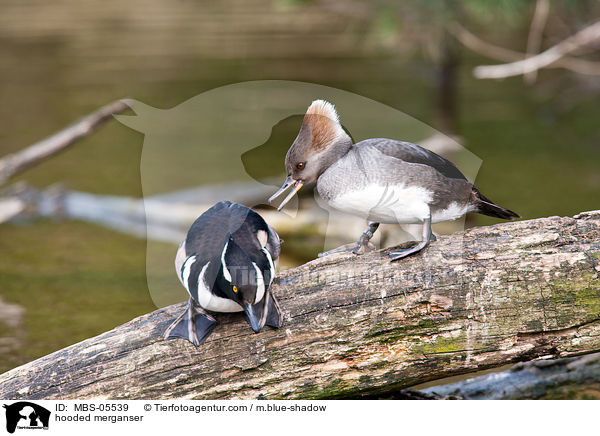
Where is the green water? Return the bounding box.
[0,0,599,375]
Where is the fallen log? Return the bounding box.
[0,211,599,400]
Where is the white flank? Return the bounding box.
[197,261,243,313]
[328,183,433,224]
[174,241,187,285]
[261,247,276,284]
[256,230,268,248]
[252,262,266,304]
[221,240,232,282]
[432,202,471,223]
[180,255,197,291]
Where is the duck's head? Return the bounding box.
[269,99,352,210]
[219,236,270,332]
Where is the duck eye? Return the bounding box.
[232,286,238,293]
[296,162,305,170]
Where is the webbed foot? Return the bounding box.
[318,221,380,258]
[318,241,376,258]
[388,240,430,261]
[265,291,284,329]
[164,299,217,346]
[388,217,433,261]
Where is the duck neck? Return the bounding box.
[319,135,353,175]
[336,134,353,157]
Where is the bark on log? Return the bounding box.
[421,352,600,400]
[0,211,599,400]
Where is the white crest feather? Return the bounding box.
[304,99,347,146]
[306,99,340,123]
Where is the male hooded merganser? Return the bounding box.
[269,100,519,261]
[165,201,283,346]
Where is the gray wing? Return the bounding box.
[357,138,467,181]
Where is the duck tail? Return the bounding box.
[472,188,520,220]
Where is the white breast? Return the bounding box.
[196,262,243,313]
[326,183,433,224]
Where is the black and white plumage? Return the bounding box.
[164,201,283,346]
[269,99,519,261]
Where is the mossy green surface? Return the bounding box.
[414,333,466,355]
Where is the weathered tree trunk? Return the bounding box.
[0,211,599,400]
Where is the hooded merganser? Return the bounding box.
[269,100,519,261]
[165,201,283,346]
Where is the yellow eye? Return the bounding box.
[232,286,238,293]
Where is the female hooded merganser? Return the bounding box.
[165,201,283,346]
[269,100,519,261]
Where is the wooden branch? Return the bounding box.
[0,211,599,400]
[0,197,25,224]
[473,20,600,78]
[0,100,132,186]
[2,183,446,249]
[421,352,600,399]
[0,184,342,243]
[450,23,600,76]
[524,0,550,84]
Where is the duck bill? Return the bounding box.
[268,176,293,203]
[243,301,265,333]
[269,177,304,211]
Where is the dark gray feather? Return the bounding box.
[359,138,467,181]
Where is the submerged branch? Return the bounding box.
[422,352,600,399]
[0,100,132,186]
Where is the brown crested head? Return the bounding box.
[284,99,352,185]
[269,100,352,211]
